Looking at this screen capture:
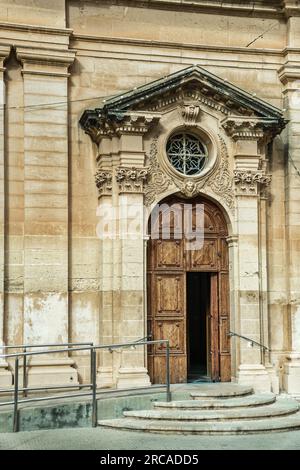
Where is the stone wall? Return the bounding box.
[0,0,299,393]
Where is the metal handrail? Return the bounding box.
[0,342,94,399]
[228,331,269,351]
[0,338,171,432]
[1,342,94,350]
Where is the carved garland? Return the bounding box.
[144,135,234,209]
[116,167,149,193]
[233,170,272,196]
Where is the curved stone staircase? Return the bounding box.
[98,384,300,434]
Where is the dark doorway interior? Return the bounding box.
[187,272,211,382]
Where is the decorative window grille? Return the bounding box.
[166,133,208,176]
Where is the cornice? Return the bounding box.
[278,65,300,85]
[91,0,283,18]
[282,1,300,17]
[222,116,286,141]
[72,33,284,57]
[0,44,11,71]
[15,46,76,68]
[81,110,161,144]
[0,21,73,36]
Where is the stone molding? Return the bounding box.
[0,21,73,36]
[83,111,161,145]
[95,0,282,16]
[95,169,113,196]
[15,46,76,76]
[116,167,149,194]
[234,170,272,196]
[283,0,300,17]
[278,64,300,86]
[0,45,11,70]
[148,86,230,115]
[111,112,160,136]
[222,117,285,142]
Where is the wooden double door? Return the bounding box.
[147,196,231,384]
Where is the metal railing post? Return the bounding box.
[165,340,171,402]
[23,347,27,398]
[13,357,19,432]
[90,347,93,391]
[91,349,97,427]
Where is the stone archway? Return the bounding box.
[147,194,230,384]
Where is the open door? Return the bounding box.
[147,195,231,384]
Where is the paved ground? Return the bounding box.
[1,427,300,450]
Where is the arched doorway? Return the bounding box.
[147,195,230,384]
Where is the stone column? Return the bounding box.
[113,116,155,388]
[222,117,276,392]
[94,166,115,388]
[81,111,160,388]
[0,45,12,386]
[15,46,78,386]
[279,12,300,395]
[226,235,239,381]
[115,167,151,388]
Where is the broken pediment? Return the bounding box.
[80,65,286,144]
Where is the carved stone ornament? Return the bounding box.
[234,170,272,196]
[144,135,234,209]
[81,111,160,144]
[116,167,149,193]
[111,112,160,136]
[222,117,285,143]
[95,169,113,196]
[181,104,201,125]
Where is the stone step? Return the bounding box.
[190,384,253,399]
[98,412,300,434]
[123,399,299,421]
[153,393,276,410]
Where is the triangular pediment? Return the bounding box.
[80,65,285,141]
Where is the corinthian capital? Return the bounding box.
[95,169,113,196]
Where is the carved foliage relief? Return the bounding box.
[144,135,234,209]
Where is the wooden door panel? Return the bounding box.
[154,239,184,270]
[154,319,185,354]
[153,355,186,384]
[219,272,231,381]
[210,273,220,381]
[155,274,184,316]
[219,238,229,271]
[189,239,218,271]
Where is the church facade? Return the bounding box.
[0,0,300,396]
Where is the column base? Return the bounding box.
[265,363,280,394]
[116,367,151,389]
[237,364,272,392]
[96,367,114,389]
[283,353,300,397]
[26,358,79,388]
[0,360,12,388]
